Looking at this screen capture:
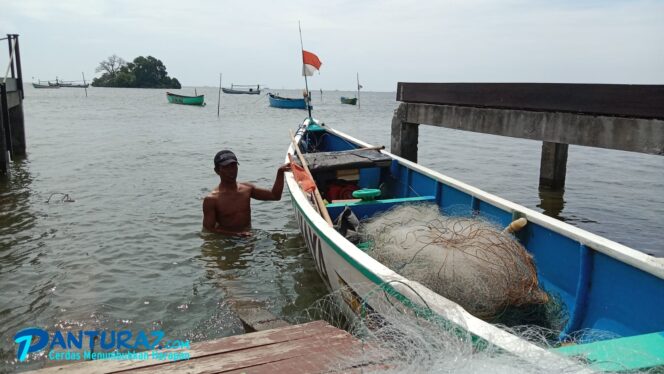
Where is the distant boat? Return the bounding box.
[268,93,309,109]
[340,96,357,105]
[222,84,261,95]
[32,82,60,89]
[58,82,90,88]
[166,92,205,106]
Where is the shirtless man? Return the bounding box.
[203,150,290,237]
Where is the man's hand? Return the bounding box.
[278,163,291,173]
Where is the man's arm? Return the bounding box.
[251,163,291,201]
[202,197,219,232]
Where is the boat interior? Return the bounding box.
[295,123,664,364]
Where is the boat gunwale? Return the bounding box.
[321,126,664,280]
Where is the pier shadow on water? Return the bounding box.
[537,186,566,221]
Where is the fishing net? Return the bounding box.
[295,287,594,373]
[360,203,549,321]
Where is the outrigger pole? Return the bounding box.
[298,21,313,119]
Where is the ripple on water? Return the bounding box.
[1,88,662,372]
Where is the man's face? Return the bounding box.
[216,162,238,180]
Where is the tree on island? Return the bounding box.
[92,55,181,89]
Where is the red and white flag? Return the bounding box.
[302,50,322,76]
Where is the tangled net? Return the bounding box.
[361,204,549,321]
[296,287,594,374]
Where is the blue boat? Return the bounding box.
[268,93,309,110]
[286,118,664,372]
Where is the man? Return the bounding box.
[203,150,290,237]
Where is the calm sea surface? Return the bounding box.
[1,86,662,371]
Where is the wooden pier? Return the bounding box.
[27,321,385,374]
[391,83,664,189]
[1,34,26,176]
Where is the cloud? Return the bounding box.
[4,0,663,90]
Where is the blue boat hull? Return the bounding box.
[286,118,664,371]
[269,93,308,109]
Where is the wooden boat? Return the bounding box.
[222,84,261,95]
[268,93,309,109]
[285,117,664,372]
[340,96,357,105]
[32,82,60,89]
[166,92,205,106]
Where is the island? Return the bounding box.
[91,55,181,89]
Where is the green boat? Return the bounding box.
[340,96,357,105]
[166,92,205,106]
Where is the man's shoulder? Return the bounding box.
[204,189,220,201]
[239,182,256,191]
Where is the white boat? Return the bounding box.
[285,117,664,372]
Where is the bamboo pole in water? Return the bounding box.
[82,72,87,97]
[217,73,222,118]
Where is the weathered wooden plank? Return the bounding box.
[25,321,371,374]
[132,331,361,373]
[396,82,664,120]
[234,306,291,332]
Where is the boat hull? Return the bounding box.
[222,87,261,95]
[285,118,664,371]
[59,83,89,88]
[166,92,205,106]
[32,83,60,89]
[340,96,357,105]
[269,93,308,109]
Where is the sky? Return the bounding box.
[1,0,663,91]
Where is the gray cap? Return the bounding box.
[214,150,239,167]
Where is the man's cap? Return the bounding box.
[214,150,239,167]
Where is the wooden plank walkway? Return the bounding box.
[27,321,386,373]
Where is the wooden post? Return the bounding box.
[12,34,23,98]
[9,105,25,156]
[390,103,419,162]
[6,35,15,79]
[539,141,568,189]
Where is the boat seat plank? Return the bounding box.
[300,149,392,172]
[327,196,436,221]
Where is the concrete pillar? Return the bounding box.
[390,103,419,162]
[0,84,9,175]
[539,141,569,189]
[9,105,25,156]
[0,117,8,175]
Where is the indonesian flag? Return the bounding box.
[302,50,322,76]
